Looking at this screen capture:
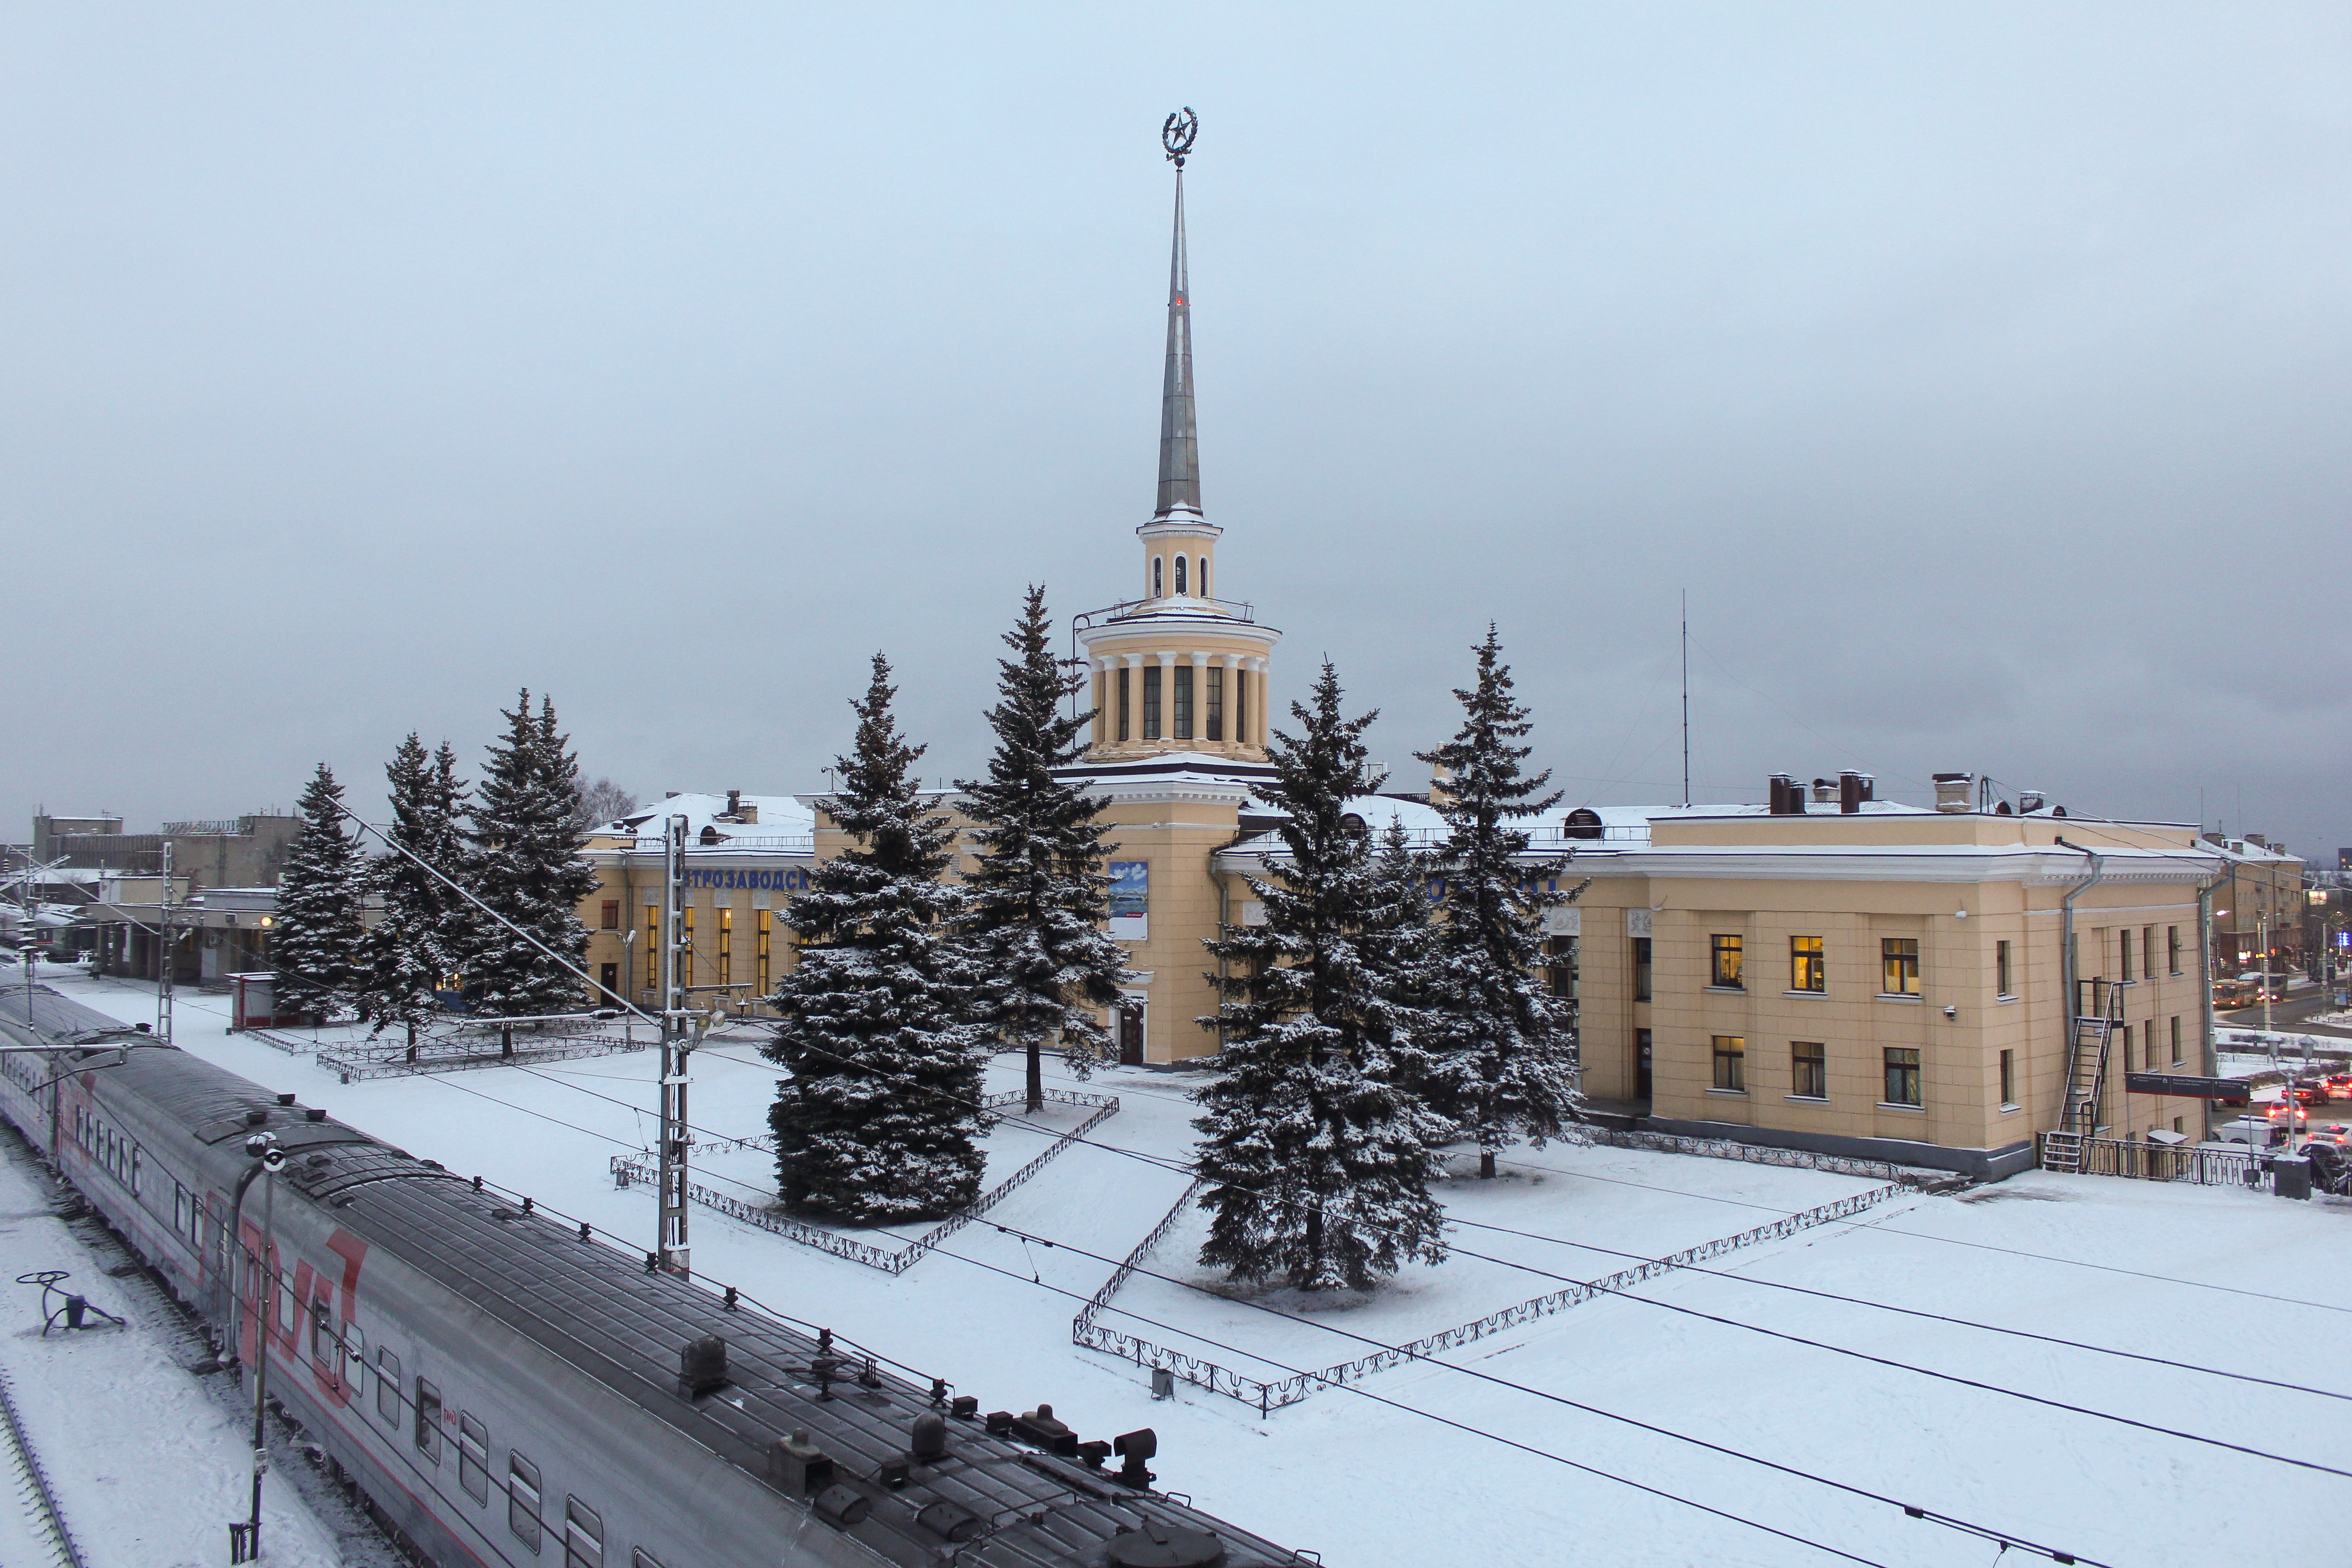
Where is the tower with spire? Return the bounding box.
[1078,110,1281,763]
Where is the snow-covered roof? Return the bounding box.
[601,792,816,848]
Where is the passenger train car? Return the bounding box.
[0,984,1303,1568]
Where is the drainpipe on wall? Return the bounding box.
[2056,837,2106,1132]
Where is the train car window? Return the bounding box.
[563,1497,604,1568]
[310,1303,334,1377]
[415,1378,443,1462]
[457,1414,489,1504]
[375,1350,402,1426]
[174,1184,189,1240]
[631,1552,666,1568]
[129,1144,141,1195]
[276,1271,298,1336]
[343,1323,365,1389]
[508,1452,543,1553]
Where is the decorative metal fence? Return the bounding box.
[1074,1179,1907,1415]
[608,1090,1120,1275]
[242,1026,319,1055]
[2039,1132,2269,1190]
[1582,1126,1949,1186]
[320,1032,646,1083]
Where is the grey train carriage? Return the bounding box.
[0,985,1305,1568]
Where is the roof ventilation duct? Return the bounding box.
[680,1335,728,1397]
[1932,773,1974,813]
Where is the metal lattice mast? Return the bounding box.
[157,842,174,1044]
[656,814,691,1274]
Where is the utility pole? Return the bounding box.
[157,842,175,1044]
[656,814,693,1275]
[1680,590,1690,809]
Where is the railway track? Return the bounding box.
[0,1350,84,1568]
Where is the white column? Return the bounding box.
[1219,654,1241,747]
[1121,654,1144,745]
[1246,658,1269,746]
[1188,653,1210,746]
[1155,652,1175,744]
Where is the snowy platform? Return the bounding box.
[36,972,2352,1568]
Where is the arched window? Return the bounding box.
[1198,558,1208,598]
[1562,808,1603,841]
[1174,556,1188,596]
[1153,557,1163,598]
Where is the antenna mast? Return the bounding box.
[1680,590,1690,808]
[656,814,692,1275]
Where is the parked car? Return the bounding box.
[2303,1141,2352,1196]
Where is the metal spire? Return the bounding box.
[1155,108,1200,519]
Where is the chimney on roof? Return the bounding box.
[1769,774,1791,815]
[1932,773,1973,813]
[1811,777,1836,805]
[1838,771,1866,814]
[1428,762,1452,808]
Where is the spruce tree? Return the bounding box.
[764,655,988,1222]
[955,587,1129,1112]
[273,763,368,1022]
[363,733,471,1058]
[1415,627,1582,1178]
[466,691,599,1018]
[1192,663,1449,1291]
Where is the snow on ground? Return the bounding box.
[41,972,2352,1568]
[0,1122,349,1568]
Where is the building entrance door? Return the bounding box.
[1635,1028,1652,1100]
[599,963,620,1004]
[1117,999,1146,1066]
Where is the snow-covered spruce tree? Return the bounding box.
[1192,662,1450,1291]
[1415,627,1582,1178]
[273,763,368,1023]
[955,587,1128,1112]
[466,691,599,1018]
[764,654,988,1222]
[363,733,471,1059]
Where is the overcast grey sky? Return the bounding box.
[6,5,2347,854]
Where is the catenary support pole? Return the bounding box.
[657,814,691,1275]
[157,843,174,1044]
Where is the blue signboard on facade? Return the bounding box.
[1108,861,1149,940]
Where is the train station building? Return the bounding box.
[572,155,2226,1180]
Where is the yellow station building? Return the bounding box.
[579,155,2226,1181]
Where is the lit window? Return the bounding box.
[1884,1047,1922,1106]
[1790,936,1823,993]
[1711,1035,1745,1092]
[600,900,619,931]
[1710,934,1743,988]
[1882,938,1920,996]
[1791,1042,1825,1098]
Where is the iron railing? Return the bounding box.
[608,1089,1121,1275]
[320,1032,645,1083]
[1073,1176,1906,1414]
[1583,1126,1950,1186]
[2039,1132,2269,1190]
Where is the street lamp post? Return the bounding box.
[227,1130,286,1564]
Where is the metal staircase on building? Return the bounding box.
[2045,980,2127,1172]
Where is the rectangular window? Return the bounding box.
[757,910,771,995]
[564,1497,606,1568]
[1996,940,2013,999]
[2168,925,2181,975]
[416,1378,442,1462]
[1142,665,1161,740]
[1711,1035,1745,1092]
[276,1270,297,1335]
[1631,937,1652,1002]
[2119,929,2134,982]
[633,1552,667,1568]
[1789,936,1824,993]
[459,1412,490,1504]
[377,1349,402,1426]
[2170,1014,2182,1065]
[1881,938,1920,996]
[343,1322,365,1391]
[1710,934,1744,988]
[1205,666,1224,742]
[1117,667,1131,742]
[643,906,659,995]
[1999,1049,2015,1107]
[1883,1047,1922,1106]
[1173,663,1193,740]
[717,907,732,989]
[2121,1021,2135,1068]
[2142,926,2155,984]
[311,1302,334,1374]
[509,1452,543,1553]
[1235,669,1248,745]
[1791,1042,1826,1099]
[600,900,619,930]
[1547,936,1578,1000]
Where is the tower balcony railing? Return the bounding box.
[1076,594,1257,628]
